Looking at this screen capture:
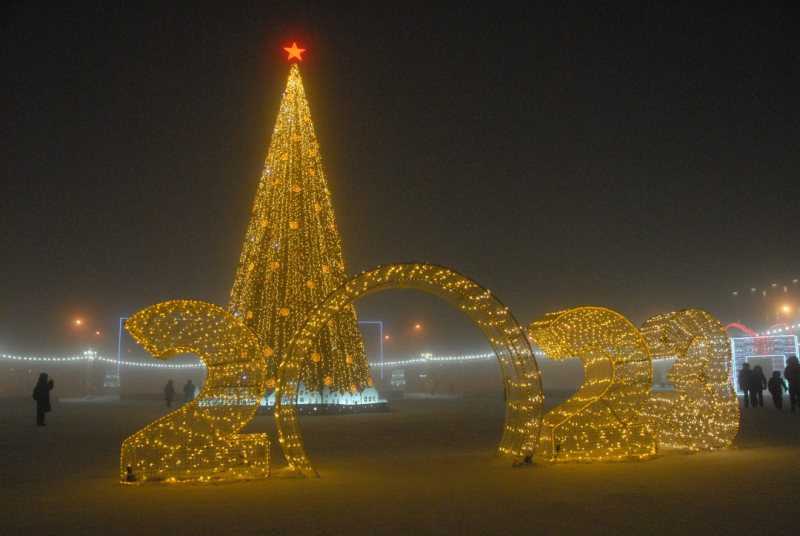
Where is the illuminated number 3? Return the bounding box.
[527,307,657,461]
[121,300,269,483]
[636,310,739,449]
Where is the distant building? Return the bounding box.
[391,369,406,388]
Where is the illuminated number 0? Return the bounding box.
[121,300,269,483]
[527,307,657,461]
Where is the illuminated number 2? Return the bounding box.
[121,300,269,483]
[527,307,657,461]
[636,310,739,449]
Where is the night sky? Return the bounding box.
[2,1,799,358]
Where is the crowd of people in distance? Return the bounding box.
[31,356,800,427]
[29,375,200,426]
[738,355,800,412]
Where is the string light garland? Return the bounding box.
[275,263,545,477]
[527,307,657,461]
[724,323,756,336]
[120,301,269,483]
[229,63,370,396]
[1,354,92,362]
[0,354,205,368]
[0,352,499,367]
[725,322,798,336]
[637,310,739,449]
[369,353,494,367]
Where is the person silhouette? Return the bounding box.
[738,363,754,408]
[767,371,788,409]
[32,373,54,426]
[784,356,800,412]
[164,379,176,408]
[183,379,196,403]
[751,365,767,408]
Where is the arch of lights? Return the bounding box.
[275,263,545,477]
[120,300,269,483]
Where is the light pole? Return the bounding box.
[75,318,85,354]
[118,317,129,375]
[357,321,383,379]
[422,352,432,395]
[84,349,96,399]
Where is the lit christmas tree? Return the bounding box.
[229,50,370,395]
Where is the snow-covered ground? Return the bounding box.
[1,392,798,535]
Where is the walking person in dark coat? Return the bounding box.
[785,355,800,412]
[767,371,788,410]
[33,373,54,426]
[164,379,177,408]
[738,363,755,408]
[751,365,767,408]
[183,379,195,403]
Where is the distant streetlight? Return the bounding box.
[415,324,420,329]
[74,318,88,354]
[784,306,790,312]
[385,335,389,339]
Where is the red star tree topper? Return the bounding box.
[284,43,305,61]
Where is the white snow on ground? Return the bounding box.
[1,392,798,535]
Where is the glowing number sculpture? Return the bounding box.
[527,307,656,461]
[121,300,269,483]
[275,263,545,477]
[636,310,739,449]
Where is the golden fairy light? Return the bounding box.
[275,263,545,477]
[228,63,370,396]
[527,307,657,461]
[636,309,739,450]
[120,300,269,483]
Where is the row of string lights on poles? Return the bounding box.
[1,317,481,370]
